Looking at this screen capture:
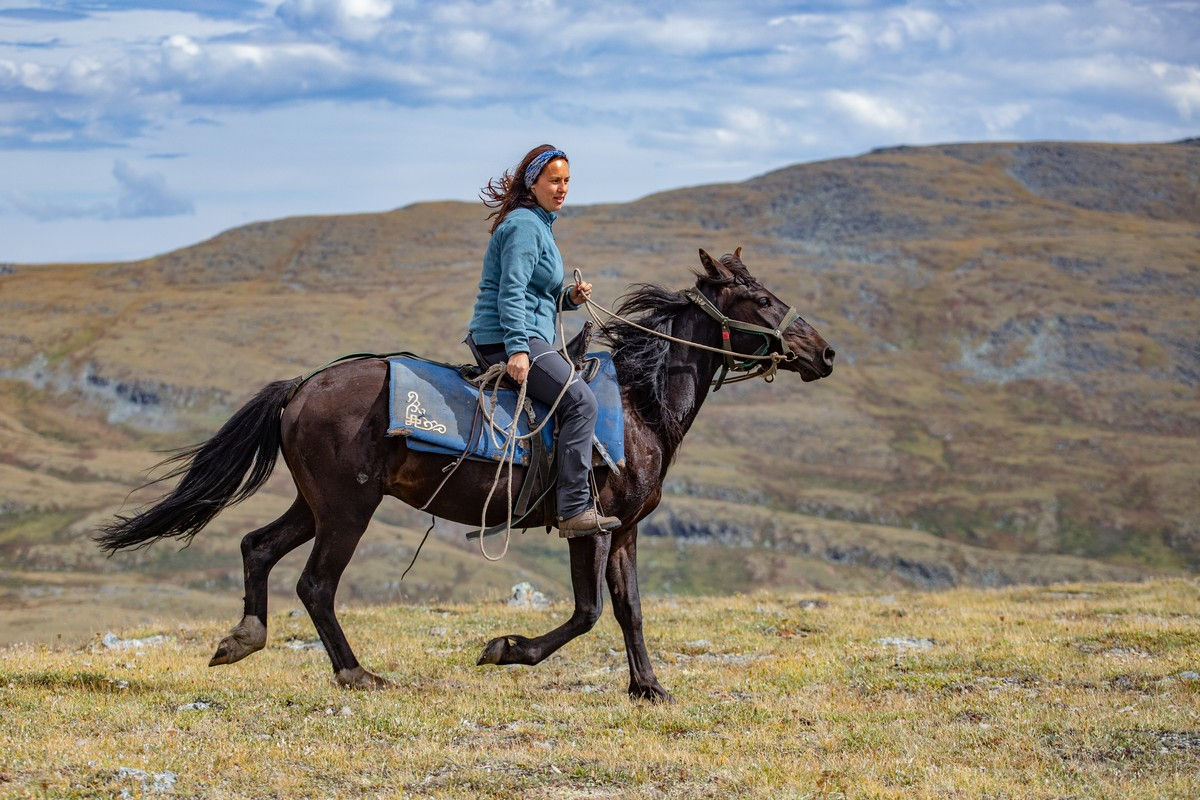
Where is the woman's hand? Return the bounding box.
[506,352,530,384]
[568,280,592,305]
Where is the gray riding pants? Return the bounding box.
[468,336,597,520]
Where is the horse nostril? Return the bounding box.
[823,347,836,366]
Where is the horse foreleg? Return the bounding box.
[210,497,316,667]
[606,526,672,703]
[477,532,612,667]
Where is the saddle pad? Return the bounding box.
[386,353,625,468]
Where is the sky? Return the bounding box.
[1,0,1197,264]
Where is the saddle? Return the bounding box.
[385,321,625,534]
[460,320,600,384]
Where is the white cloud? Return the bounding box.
[980,103,1033,135]
[276,0,397,40]
[826,90,911,134]
[7,159,193,221]
[827,22,871,62]
[2,0,1198,261]
[875,8,954,52]
[111,159,194,218]
[1163,65,1200,119]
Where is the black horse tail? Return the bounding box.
[96,377,302,555]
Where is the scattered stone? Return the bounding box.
[507,582,549,609]
[1178,671,1200,682]
[878,637,935,651]
[102,632,168,650]
[670,651,767,665]
[1156,730,1200,752]
[286,639,325,651]
[795,598,829,610]
[288,609,304,617]
[695,652,764,665]
[115,767,177,796]
[1103,646,1149,658]
[428,626,448,637]
[176,701,211,711]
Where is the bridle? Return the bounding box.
[680,287,801,390]
[573,268,802,392]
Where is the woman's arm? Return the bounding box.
[495,223,538,358]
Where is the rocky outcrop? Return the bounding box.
[642,498,1151,590]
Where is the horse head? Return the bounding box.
[696,247,835,382]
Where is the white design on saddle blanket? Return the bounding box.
[404,391,448,433]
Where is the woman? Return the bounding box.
[466,144,621,536]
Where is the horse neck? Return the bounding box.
[654,305,724,462]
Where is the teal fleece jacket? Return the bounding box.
[468,206,579,356]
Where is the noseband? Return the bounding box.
[681,288,801,391]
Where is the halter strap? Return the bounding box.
[681,288,800,390]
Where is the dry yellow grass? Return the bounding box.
[1,579,1197,798]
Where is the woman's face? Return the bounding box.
[531,158,569,213]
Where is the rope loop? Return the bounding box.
[423,266,793,564]
[464,281,582,559]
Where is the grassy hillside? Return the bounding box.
[0,140,1197,642]
[0,579,1197,798]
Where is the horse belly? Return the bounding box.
[386,442,541,528]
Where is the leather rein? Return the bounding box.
[574,269,801,391]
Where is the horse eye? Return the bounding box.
[756,296,770,307]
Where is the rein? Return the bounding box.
[572,269,800,391]
[292,268,799,571]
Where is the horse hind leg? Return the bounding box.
[210,497,315,667]
[296,499,389,690]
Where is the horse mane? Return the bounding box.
[599,254,752,452]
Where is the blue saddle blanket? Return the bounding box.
[386,353,625,469]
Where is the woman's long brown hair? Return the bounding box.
[480,144,568,234]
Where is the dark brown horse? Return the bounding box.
[97,249,834,701]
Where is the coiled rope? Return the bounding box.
[418,267,795,564]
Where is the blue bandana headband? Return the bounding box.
[523,149,566,189]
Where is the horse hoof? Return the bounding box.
[476,636,509,666]
[629,683,674,704]
[336,666,391,690]
[208,616,266,667]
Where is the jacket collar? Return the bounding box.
[531,206,557,226]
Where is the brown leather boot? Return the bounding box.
[556,508,621,537]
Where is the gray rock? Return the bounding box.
[878,637,935,651]
[508,582,549,609]
[102,632,169,650]
[115,767,177,796]
[176,701,211,711]
[285,639,325,651]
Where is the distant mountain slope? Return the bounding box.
[0,140,1196,634]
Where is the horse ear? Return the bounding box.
[734,246,742,260]
[698,249,727,279]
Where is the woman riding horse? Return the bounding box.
[466,144,619,537]
[96,195,836,698]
